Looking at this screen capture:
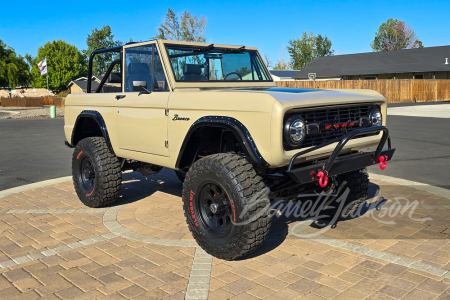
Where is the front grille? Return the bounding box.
[285,104,379,150]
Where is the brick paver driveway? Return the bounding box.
[1,169,450,299]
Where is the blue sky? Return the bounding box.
[1,0,449,67]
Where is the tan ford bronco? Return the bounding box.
[64,39,395,260]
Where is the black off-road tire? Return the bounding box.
[72,137,122,208]
[175,170,186,183]
[337,168,369,218]
[182,153,271,260]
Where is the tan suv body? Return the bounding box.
[64,39,395,260]
[65,40,386,169]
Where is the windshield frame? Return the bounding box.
[164,44,273,83]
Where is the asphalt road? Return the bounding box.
[0,118,72,190]
[368,114,450,189]
[0,104,449,190]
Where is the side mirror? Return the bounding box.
[133,81,149,92]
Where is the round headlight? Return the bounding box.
[290,119,305,143]
[370,108,382,126]
[284,115,306,148]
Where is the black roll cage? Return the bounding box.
[87,46,122,93]
[87,42,161,93]
[95,59,121,93]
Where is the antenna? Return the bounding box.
[445,58,449,65]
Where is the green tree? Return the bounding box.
[154,8,207,42]
[24,53,37,88]
[0,40,29,88]
[32,40,86,94]
[83,25,122,76]
[287,32,334,70]
[315,34,333,57]
[371,19,423,51]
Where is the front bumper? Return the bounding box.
[286,126,395,184]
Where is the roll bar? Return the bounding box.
[87,46,122,93]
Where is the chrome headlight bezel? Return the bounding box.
[283,115,306,147]
[369,107,383,126]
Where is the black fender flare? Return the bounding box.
[175,116,269,169]
[71,110,114,154]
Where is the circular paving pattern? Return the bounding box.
[119,193,192,241]
[2,170,450,299]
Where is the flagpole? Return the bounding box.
[46,57,49,97]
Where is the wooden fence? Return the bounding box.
[1,97,65,108]
[276,79,450,103]
[43,97,65,108]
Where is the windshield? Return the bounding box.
[166,45,272,82]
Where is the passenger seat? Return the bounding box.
[180,64,206,81]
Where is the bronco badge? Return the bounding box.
[172,114,190,121]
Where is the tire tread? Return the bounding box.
[183,153,271,260]
[72,137,122,208]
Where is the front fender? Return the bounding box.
[175,116,268,169]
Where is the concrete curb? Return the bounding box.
[0,176,72,200]
[0,109,20,115]
[370,174,450,199]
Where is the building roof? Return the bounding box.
[73,76,88,81]
[293,45,450,79]
[270,70,300,78]
[72,75,104,82]
[93,75,104,82]
[67,80,99,92]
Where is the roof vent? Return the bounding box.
[445,58,449,65]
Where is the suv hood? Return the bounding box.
[235,87,385,108]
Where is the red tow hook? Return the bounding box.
[317,170,329,188]
[379,155,388,170]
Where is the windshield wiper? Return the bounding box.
[228,46,245,53]
[192,44,215,53]
[204,43,214,50]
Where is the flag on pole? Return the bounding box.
[38,58,47,75]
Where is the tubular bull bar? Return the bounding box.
[286,126,395,185]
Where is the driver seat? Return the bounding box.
[126,62,158,91]
[180,64,206,81]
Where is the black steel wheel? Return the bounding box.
[79,155,95,194]
[197,181,233,236]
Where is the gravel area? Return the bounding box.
[0,107,64,119]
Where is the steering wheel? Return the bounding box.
[223,72,243,80]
